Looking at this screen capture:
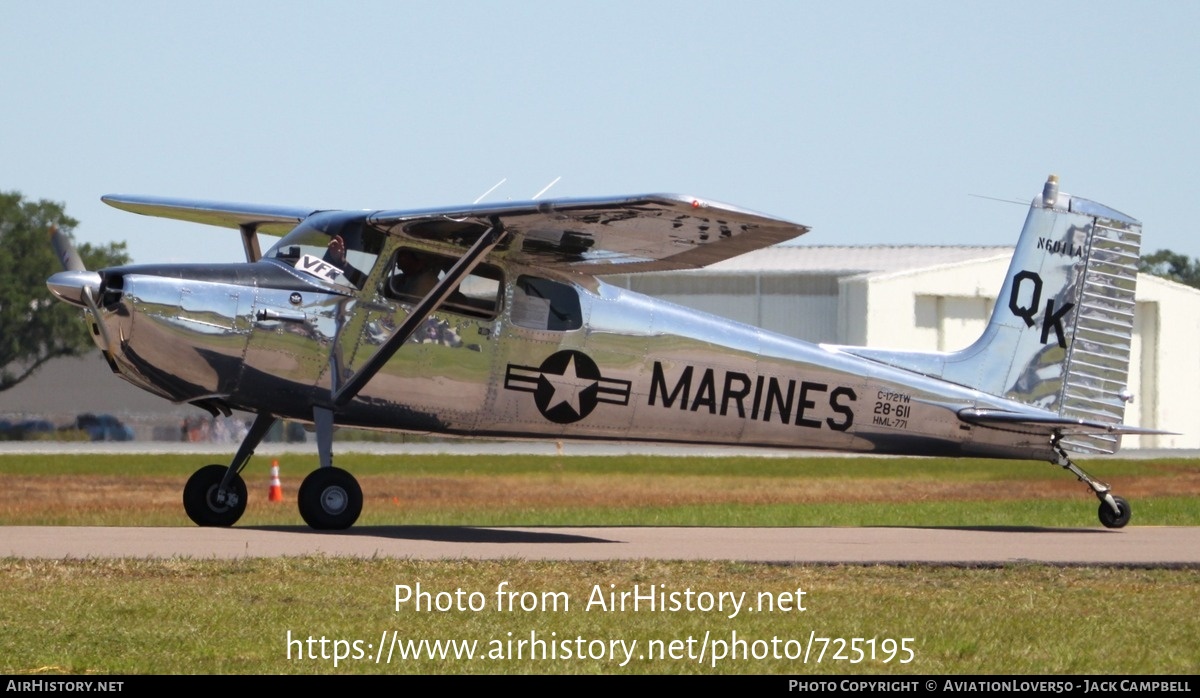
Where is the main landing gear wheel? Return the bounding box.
[298,467,363,530]
[1098,496,1132,529]
[183,464,247,527]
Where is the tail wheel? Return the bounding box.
[183,464,247,527]
[298,467,363,530]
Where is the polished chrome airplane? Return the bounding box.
[47,176,1157,530]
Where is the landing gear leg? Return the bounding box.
[1051,437,1131,529]
[296,407,362,530]
[182,413,277,527]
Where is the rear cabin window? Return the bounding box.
[511,276,582,331]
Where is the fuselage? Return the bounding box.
[77,252,1057,462]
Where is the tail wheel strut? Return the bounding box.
[1051,438,1131,529]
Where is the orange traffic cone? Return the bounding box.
[268,460,283,502]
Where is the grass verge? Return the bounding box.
[1,452,1197,675]
[2,558,1197,675]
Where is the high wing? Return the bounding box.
[370,194,809,274]
[102,195,323,262]
[103,193,809,274]
[102,194,315,237]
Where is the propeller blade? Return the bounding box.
[48,223,86,271]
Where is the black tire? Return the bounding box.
[297,467,363,530]
[1098,495,1132,529]
[182,464,247,527]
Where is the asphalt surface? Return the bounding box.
[3,525,1198,565]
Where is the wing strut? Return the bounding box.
[330,220,507,407]
[239,223,262,263]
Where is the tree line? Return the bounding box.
[0,191,128,393]
[1137,249,1200,289]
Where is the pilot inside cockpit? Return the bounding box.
[265,212,385,290]
[321,219,383,288]
[324,234,366,288]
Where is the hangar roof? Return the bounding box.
[701,245,1014,276]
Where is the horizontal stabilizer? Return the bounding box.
[958,408,1174,436]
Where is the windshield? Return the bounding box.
[266,212,385,289]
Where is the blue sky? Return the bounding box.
[3,1,1197,264]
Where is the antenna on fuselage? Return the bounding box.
[531,176,562,200]
[968,192,1027,207]
[473,178,507,204]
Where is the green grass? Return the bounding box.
[1,451,1182,477]
[2,453,1197,527]
[2,559,1197,675]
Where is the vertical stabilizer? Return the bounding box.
[943,177,1143,452]
[843,177,1142,453]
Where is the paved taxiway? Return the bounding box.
[4,525,1199,565]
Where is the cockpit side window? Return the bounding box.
[382,247,503,319]
[512,276,582,331]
